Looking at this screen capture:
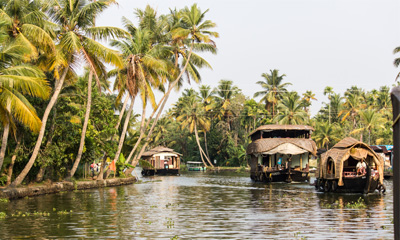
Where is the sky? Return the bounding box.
[96,0,400,117]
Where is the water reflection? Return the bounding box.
[0,171,394,239]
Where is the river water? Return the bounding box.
[0,170,394,239]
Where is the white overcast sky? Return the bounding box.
[96,0,400,117]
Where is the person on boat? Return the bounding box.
[356,159,367,175]
[277,156,282,170]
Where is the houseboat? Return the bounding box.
[187,161,206,171]
[246,125,317,183]
[315,137,385,194]
[370,145,393,178]
[141,146,181,176]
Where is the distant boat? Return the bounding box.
[370,145,393,179]
[246,124,317,183]
[315,137,385,194]
[186,161,206,171]
[141,146,181,176]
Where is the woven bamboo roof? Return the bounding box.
[246,138,317,155]
[142,146,181,157]
[249,124,314,137]
[319,137,383,186]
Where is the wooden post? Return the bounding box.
[391,86,400,240]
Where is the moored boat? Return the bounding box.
[187,161,206,171]
[315,137,385,194]
[246,125,317,183]
[141,146,181,176]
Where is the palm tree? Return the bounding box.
[107,23,170,178]
[338,91,364,129]
[132,4,218,167]
[350,109,385,144]
[176,95,213,167]
[273,92,307,124]
[11,0,127,186]
[313,121,341,149]
[253,69,291,117]
[302,90,317,114]
[214,80,239,128]
[0,41,51,171]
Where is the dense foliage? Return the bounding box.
[0,0,396,186]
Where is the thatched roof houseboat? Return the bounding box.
[247,125,317,183]
[316,137,385,193]
[141,146,181,176]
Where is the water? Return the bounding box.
[0,170,394,239]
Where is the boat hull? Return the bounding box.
[250,169,310,183]
[141,168,180,176]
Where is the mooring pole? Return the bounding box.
[391,86,400,240]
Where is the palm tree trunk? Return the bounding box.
[10,67,69,187]
[126,103,147,164]
[131,43,195,167]
[194,124,214,167]
[204,131,210,160]
[0,119,10,171]
[116,95,129,130]
[6,135,21,186]
[69,71,93,179]
[111,95,135,166]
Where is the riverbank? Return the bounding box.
[0,177,137,200]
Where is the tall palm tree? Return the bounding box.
[0,41,51,171]
[132,4,218,167]
[11,0,127,186]
[338,91,364,129]
[313,121,341,149]
[302,90,317,114]
[273,92,307,124]
[176,95,213,167]
[350,109,385,144]
[253,69,291,117]
[108,24,169,177]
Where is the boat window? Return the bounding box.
[327,158,335,175]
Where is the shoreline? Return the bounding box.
[0,177,137,200]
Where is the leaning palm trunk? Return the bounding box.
[6,135,21,186]
[194,124,213,167]
[131,44,195,167]
[111,96,135,166]
[125,103,147,163]
[0,119,10,171]
[115,95,129,131]
[204,131,210,160]
[10,67,69,187]
[69,71,93,179]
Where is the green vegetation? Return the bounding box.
[0,0,395,188]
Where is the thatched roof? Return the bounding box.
[319,137,383,186]
[142,146,181,157]
[246,138,317,155]
[249,124,314,136]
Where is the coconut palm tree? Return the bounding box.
[132,4,218,167]
[253,69,291,117]
[11,0,127,186]
[0,41,51,171]
[350,109,385,144]
[176,94,213,167]
[302,90,317,114]
[107,24,170,178]
[313,121,341,150]
[273,92,307,125]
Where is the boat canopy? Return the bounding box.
[319,137,384,186]
[246,138,317,156]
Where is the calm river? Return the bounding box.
[0,169,394,239]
